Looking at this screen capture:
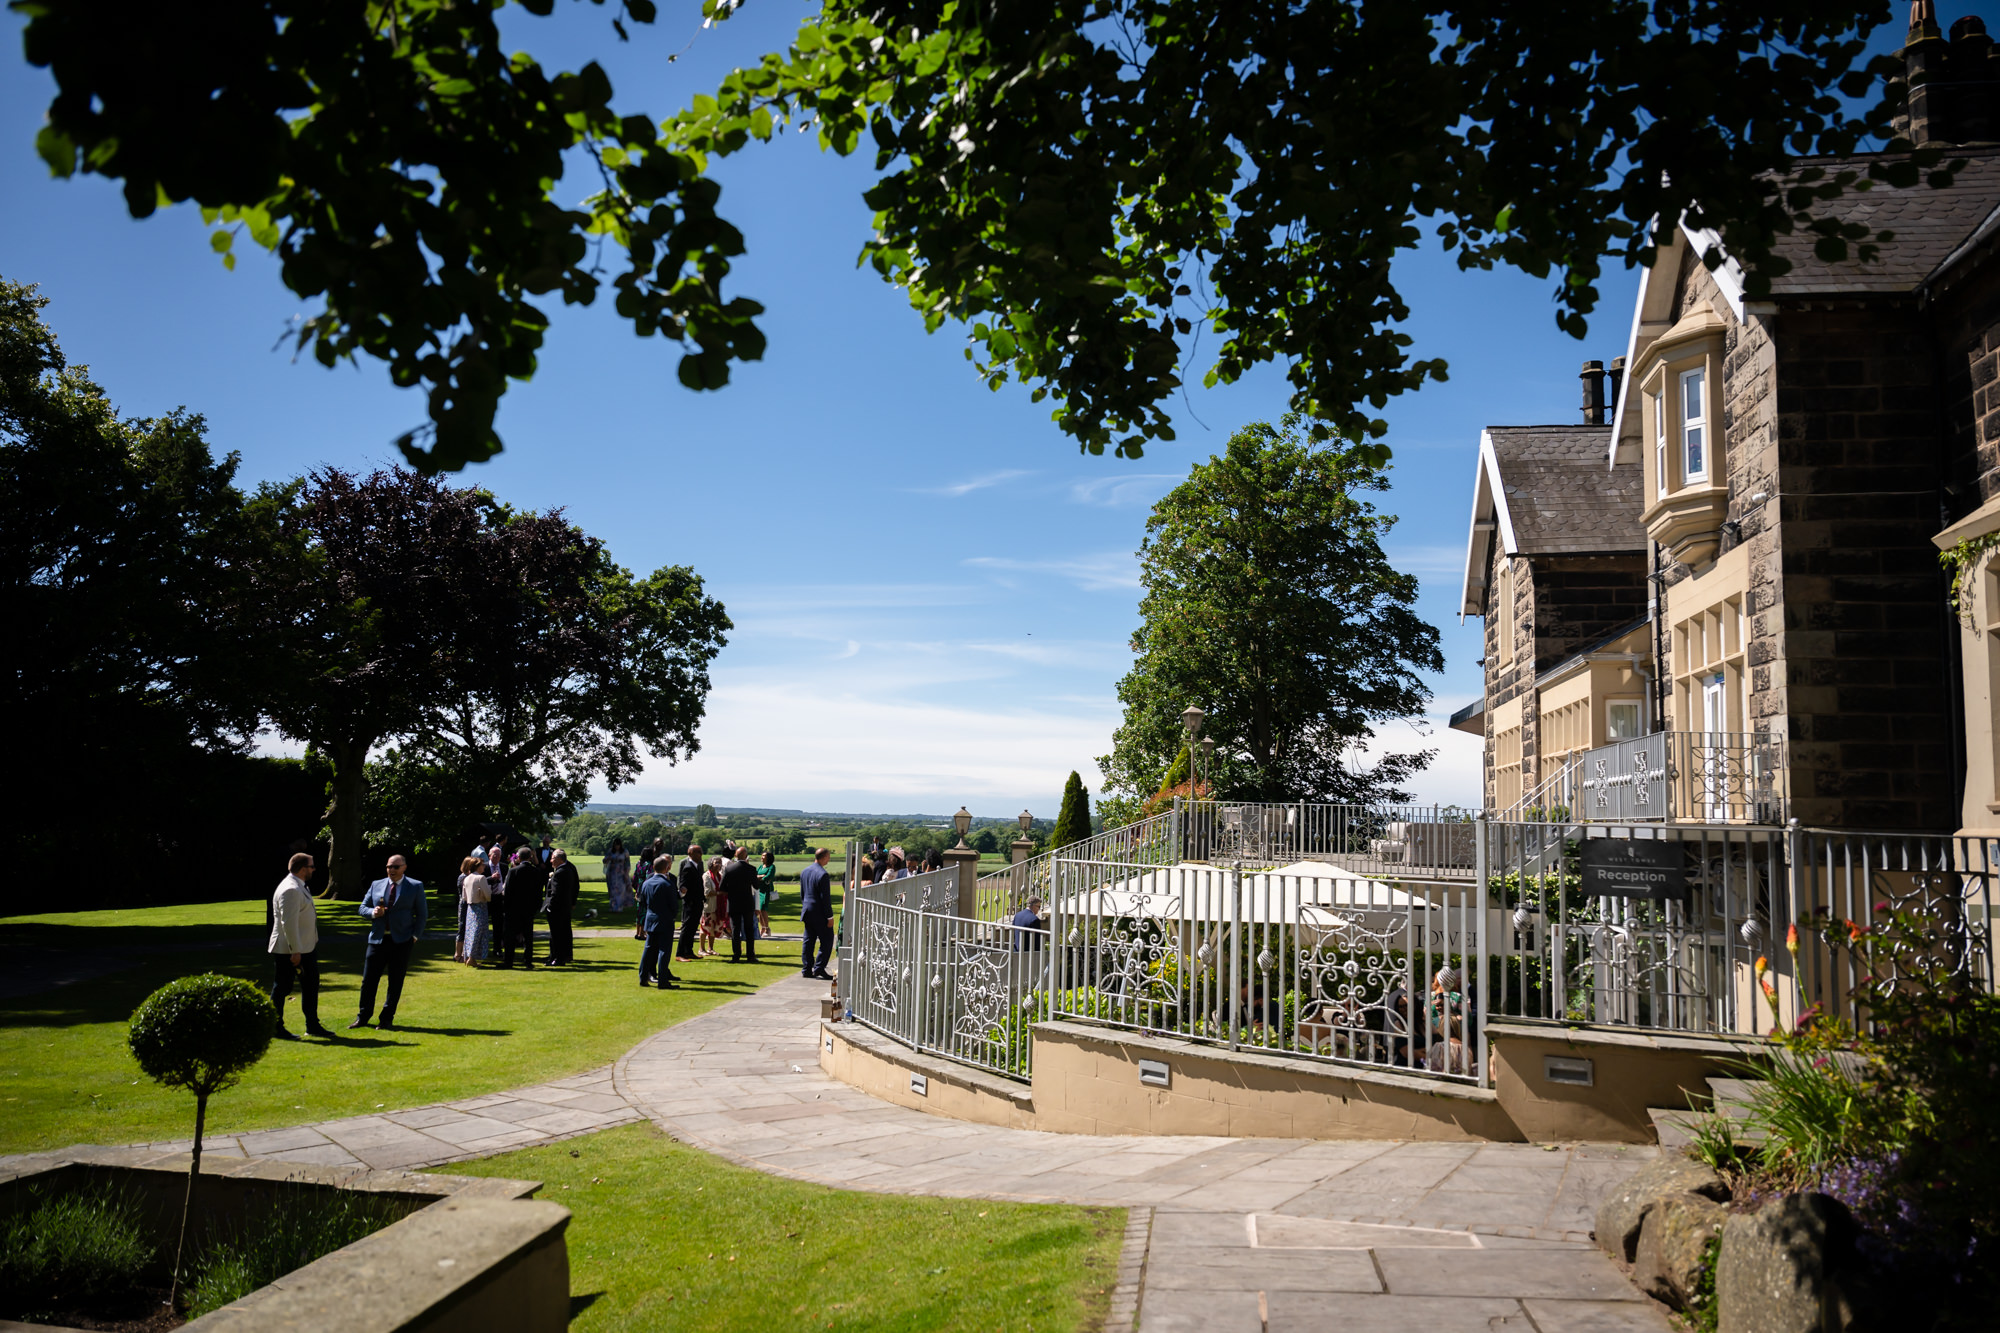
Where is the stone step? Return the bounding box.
[1647,1106,1698,1150]
[1705,1076,1762,1116]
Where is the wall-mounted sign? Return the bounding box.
[1579,837,1688,900]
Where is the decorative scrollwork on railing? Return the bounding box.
[1090,887,1182,1008]
[949,940,1013,1052]
[1293,910,1412,1063]
[1561,921,1711,1027]
[863,920,903,1016]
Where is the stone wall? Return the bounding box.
[1934,264,2000,512]
[1770,303,1956,829]
[1528,555,1649,672]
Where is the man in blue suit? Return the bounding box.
[799,847,835,981]
[350,853,428,1030]
[636,856,681,989]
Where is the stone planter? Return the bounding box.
[0,1145,569,1332]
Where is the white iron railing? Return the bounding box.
[1484,818,1995,1040]
[1048,853,1489,1083]
[841,865,1046,1081]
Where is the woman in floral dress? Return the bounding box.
[603,837,633,913]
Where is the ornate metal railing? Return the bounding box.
[1047,854,1491,1084]
[1528,731,1786,824]
[975,801,1479,922]
[843,865,1048,1081]
[974,808,1181,921]
[1483,819,1995,1041]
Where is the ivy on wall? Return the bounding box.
[1939,532,2000,626]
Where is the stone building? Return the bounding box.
[1453,422,1649,813]
[1459,4,2000,835]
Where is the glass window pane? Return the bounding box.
[1685,424,1704,478]
[1683,368,1704,421]
[1607,701,1641,740]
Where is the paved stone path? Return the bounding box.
[617,976,1672,1332]
[24,971,1671,1331]
[129,1067,642,1171]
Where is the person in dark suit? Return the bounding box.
[350,854,427,1030]
[799,847,835,980]
[636,857,680,988]
[500,849,546,970]
[722,848,760,962]
[674,844,705,962]
[545,849,581,966]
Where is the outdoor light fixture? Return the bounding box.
[1018,809,1033,834]
[1181,704,1206,739]
[953,806,972,847]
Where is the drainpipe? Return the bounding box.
[1649,540,1668,733]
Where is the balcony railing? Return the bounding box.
[1503,731,1786,824]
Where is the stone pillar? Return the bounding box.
[942,845,981,917]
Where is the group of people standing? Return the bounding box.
[631,842,836,987]
[267,849,436,1035]
[452,837,580,970]
[264,832,841,1036]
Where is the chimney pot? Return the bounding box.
[1607,356,1627,418]
[1580,359,1606,426]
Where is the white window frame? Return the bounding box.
[1680,367,1708,483]
[1606,699,1643,741]
[1654,390,1668,496]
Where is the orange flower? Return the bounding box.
[1786,923,1800,956]
[1760,975,1778,1000]
[1755,955,1769,977]
[1847,920,1866,944]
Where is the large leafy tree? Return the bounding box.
[1100,417,1441,805]
[267,468,731,897]
[1,276,321,900]
[14,1,1938,468]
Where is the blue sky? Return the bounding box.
[1,3,1681,817]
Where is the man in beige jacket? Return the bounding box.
[270,852,331,1039]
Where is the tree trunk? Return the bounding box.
[324,736,374,901]
[168,1091,207,1311]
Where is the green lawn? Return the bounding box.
[437,1123,1123,1333]
[0,885,832,1155]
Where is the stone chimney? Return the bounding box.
[1900,3,2000,146]
[1580,360,1607,426]
[1607,356,1626,416]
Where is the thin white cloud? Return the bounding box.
[964,552,1140,592]
[622,678,1111,812]
[912,469,1032,497]
[1383,544,1467,576]
[964,638,1130,669]
[1068,473,1183,507]
[724,583,984,614]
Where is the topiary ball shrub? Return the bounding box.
[128,972,276,1308]
[128,973,275,1100]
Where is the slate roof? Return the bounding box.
[1759,149,2000,296]
[1489,426,1646,555]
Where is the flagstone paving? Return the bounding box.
[12,971,1672,1331]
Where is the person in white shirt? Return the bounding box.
[269,852,330,1039]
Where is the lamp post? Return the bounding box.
[1011,810,1035,911]
[942,805,981,917]
[1199,737,1215,797]
[1182,703,1207,794]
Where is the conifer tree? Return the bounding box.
[1051,772,1094,851]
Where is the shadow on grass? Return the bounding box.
[569,1293,604,1319]
[382,1025,512,1038]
